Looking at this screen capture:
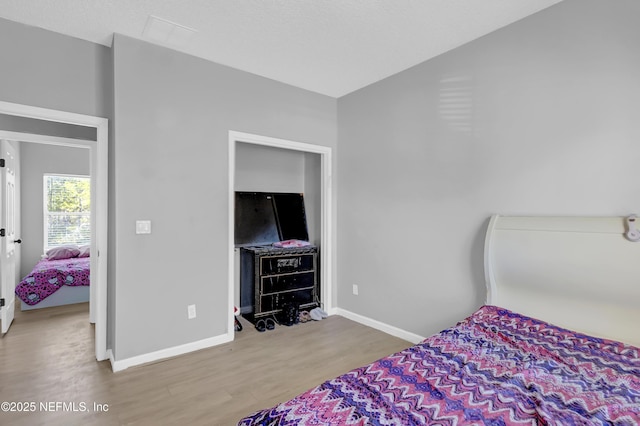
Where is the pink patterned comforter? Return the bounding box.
[238,306,640,425]
[15,257,90,306]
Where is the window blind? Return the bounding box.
[44,175,91,250]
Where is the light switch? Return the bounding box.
[136,220,151,234]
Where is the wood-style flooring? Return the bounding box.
[0,302,411,425]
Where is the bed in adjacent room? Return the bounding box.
[16,245,91,310]
[237,215,640,425]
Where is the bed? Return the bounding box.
[16,255,90,310]
[237,215,640,425]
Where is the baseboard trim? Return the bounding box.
[334,308,425,344]
[107,312,420,372]
[107,349,115,370]
[109,332,234,372]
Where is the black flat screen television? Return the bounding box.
[234,192,309,246]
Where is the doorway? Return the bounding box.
[0,100,108,361]
[228,131,333,337]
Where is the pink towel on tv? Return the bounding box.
[273,239,311,248]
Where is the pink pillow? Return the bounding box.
[46,245,80,260]
[77,245,90,258]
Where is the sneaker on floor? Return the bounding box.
[309,308,323,321]
[316,307,328,318]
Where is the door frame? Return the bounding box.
[228,131,333,337]
[0,101,108,361]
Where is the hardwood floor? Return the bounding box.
[0,303,411,425]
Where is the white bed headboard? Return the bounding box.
[484,215,640,347]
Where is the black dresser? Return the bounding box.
[240,245,318,322]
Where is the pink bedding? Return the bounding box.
[238,305,640,425]
[15,257,90,306]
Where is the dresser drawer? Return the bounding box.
[260,253,315,275]
[261,271,315,294]
[258,288,315,315]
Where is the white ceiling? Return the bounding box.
[0,0,563,97]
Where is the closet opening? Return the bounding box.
[227,131,333,337]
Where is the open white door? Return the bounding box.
[1,139,18,334]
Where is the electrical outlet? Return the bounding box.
[352,284,359,296]
[187,304,196,319]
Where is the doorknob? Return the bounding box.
[14,239,22,244]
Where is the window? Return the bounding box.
[44,174,90,250]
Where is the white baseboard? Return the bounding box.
[109,332,233,372]
[106,311,421,372]
[107,349,115,369]
[334,308,425,344]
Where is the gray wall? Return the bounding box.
[337,0,640,337]
[304,153,322,247]
[19,143,90,278]
[0,17,111,118]
[112,34,337,360]
[235,143,304,193]
[0,114,97,141]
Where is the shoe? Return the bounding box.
[309,308,323,321]
[265,318,276,330]
[299,311,311,323]
[317,308,328,318]
[255,319,266,332]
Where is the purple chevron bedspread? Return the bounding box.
[238,305,640,425]
[15,257,90,306]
